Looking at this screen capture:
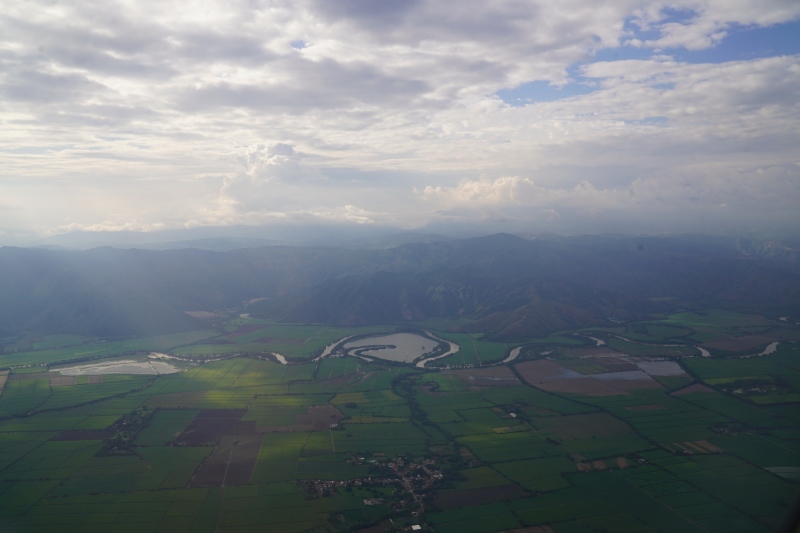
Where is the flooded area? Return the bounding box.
[57,359,182,376]
[635,361,687,376]
[502,346,523,364]
[313,336,357,361]
[344,333,438,363]
[415,332,460,368]
[270,352,288,364]
[758,341,779,356]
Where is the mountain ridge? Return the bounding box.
[2,233,798,340]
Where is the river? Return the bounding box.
[415,331,460,368]
[312,336,357,362]
[270,352,288,364]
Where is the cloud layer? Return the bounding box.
[1,0,798,240]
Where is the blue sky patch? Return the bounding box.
[498,19,800,106]
[496,79,596,106]
[626,116,669,126]
[670,20,800,63]
[608,18,800,64]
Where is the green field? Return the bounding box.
[426,332,516,367]
[659,309,777,344]
[172,324,389,361]
[0,316,799,531]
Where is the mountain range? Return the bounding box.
[1,233,798,340]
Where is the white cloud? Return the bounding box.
[628,0,800,50]
[417,176,537,205]
[0,0,798,239]
[218,143,325,213]
[414,162,800,233]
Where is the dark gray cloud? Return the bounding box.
[179,57,430,112]
[0,69,107,103]
[311,0,421,28]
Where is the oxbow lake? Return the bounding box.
[343,333,436,363]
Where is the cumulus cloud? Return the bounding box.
[417,176,537,205]
[415,162,800,233]
[219,143,325,213]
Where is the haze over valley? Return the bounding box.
[1,1,799,531]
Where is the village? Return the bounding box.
[296,453,447,516]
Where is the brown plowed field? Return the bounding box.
[526,376,627,396]
[235,421,258,434]
[189,434,263,487]
[671,383,714,396]
[696,440,722,452]
[701,336,773,353]
[176,409,247,445]
[177,418,238,445]
[258,405,343,432]
[50,376,76,386]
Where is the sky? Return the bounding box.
[1,0,799,244]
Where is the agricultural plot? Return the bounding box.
[621,323,694,343]
[661,309,773,335]
[0,330,218,369]
[0,316,799,532]
[515,359,664,396]
[558,355,639,375]
[332,422,428,456]
[134,409,199,446]
[191,434,263,487]
[605,336,699,357]
[440,366,520,389]
[492,456,577,492]
[315,356,360,382]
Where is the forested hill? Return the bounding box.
[1,233,798,339]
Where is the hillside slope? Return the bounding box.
[1,233,798,339]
